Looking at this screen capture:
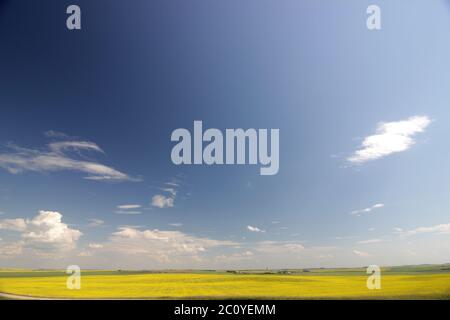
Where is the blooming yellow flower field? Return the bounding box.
[1,268,450,299]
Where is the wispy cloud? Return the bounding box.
[78,250,93,257]
[334,236,356,240]
[87,218,104,228]
[0,136,139,182]
[49,141,104,154]
[215,251,254,263]
[402,223,450,236]
[212,242,337,267]
[169,223,183,227]
[165,182,180,187]
[151,179,182,209]
[348,116,431,164]
[350,203,384,216]
[115,204,142,215]
[115,210,142,215]
[44,130,69,139]
[352,249,370,257]
[247,225,265,233]
[79,242,104,257]
[117,204,141,210]
[255,241,304,253]
[357,239,384,244]
[88,243,104,249]
[159,187,177,197]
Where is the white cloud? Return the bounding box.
[0,241,24,257]
[88,243,104,249]
[22,211,82,251]
[165,182,180,187]
[152,195,174,208]
[317,254,335,259]
[211,243,338,268]
[0,211,82,256]
[78,250,93,257]
[151,178,181,209]
[352,249,370,257]
[159,188,177,197]
[350,203,384,216]
[150,179,182,209]
[117,204,141,210]
[87,218,104,228]
[357,239,383,244]
[98,227,235,264]
[0,218,27,231]
[403,223,450,236]
[247,225,265,233]
[215,251,254,263]
[335,236,356,240]
[49,141,104,154]
[348,116,431,164]
[169,223,183,227]
[44,130,69,138]
[0,139,137,182]
[255,241,305,255]
[115,210,142,215]
[115,204,142,215]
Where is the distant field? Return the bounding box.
[1,265,450,299]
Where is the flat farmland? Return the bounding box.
[1,265,449,299]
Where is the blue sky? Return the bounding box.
[1,0,450,269]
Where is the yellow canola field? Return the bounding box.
[1,273,450,299]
